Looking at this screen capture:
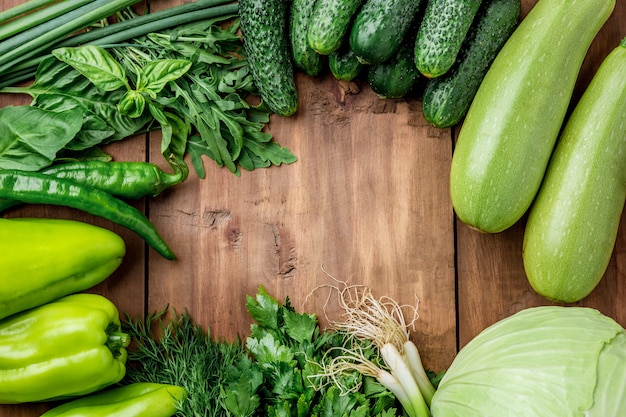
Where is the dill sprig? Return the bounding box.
[122,307,245,417]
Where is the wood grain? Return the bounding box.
[0,0,624,415]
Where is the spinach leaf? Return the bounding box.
[0,106,82,170]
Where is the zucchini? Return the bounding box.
[523,39,626,303]
[449,0,615,233]
[290,0,325,76]
[422,0,520,128]
[348,0,423,65]
[368,34,422,99]
[239,0,298,116]
[307,0,363,55]
[414,0,483,78]
[329,44,364,81]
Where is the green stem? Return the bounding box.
[0,0,94,42]
[0,0,58,23]
[107,331,132,358]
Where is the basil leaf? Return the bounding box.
[138,59,192,98]
[52,45,128,92]
[0,106,83,170]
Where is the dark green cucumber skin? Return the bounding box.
[308,0,363,55]
[349,0,423,65]
[239,0,298,116]
[290,0,325,76]
[414,0,483,78]
[368,34,422,99]
[329,44,364,81]
[422,0,520,128]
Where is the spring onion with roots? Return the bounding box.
[311,283,437,417]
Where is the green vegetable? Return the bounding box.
[239,0,298,116]
[0,217,125,320]
[368,34,423,99]
[449,0,615,233]
[0,0,141,76]
[430,306,626,417]
[422,0,520,128]
[307,0,364,55]
[0,160,186,213]
[0,170,175,260]
[40,382,186,417]
[290,0,325,76]
[0,293,130,404]
[329,44,364,81]
[349,0,423,64]
[414,0,483,78]
[523,39,626,303]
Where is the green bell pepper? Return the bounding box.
[40,382,186,417]
[0,217,126,320]
[0,293,130,404]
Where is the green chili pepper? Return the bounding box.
[0,160,187,213]
[0,217,126,320]
[0,293,130,404]
[0,169,175,260]
[40,382,186,417]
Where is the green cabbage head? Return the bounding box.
[430,306,626,417]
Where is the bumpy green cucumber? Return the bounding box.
[239,0,298,116]
[348,0,423,64]
[422,0,520,128]
[523,39,626,303]
[307,0,363,55]
[367,34,422,99]
[449,0,615,233]
[414,0,483,78]
[329,44,364,81]
[290,0,325,76]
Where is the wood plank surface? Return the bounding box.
[0,0,625,415]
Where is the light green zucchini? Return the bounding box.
[449,0,615,233]
[522,39,626,303]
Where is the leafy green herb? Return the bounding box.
[0,106,83,170]
[122,307,246,417]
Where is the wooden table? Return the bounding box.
[1,0,625,415]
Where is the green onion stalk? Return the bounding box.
[311,283,436,417]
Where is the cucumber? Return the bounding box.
[449,0,615,233]
[348,0,423,65]
[522,39,626,303]
[329,44,364,81]
[367,34,422,99]
[290,0,325,76]
[422,0,520,128]
[307,0,363,55]
[414,0,483,78]
[239,0,298,116]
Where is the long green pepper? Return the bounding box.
[0,161,187,213]
[0,169,175,260]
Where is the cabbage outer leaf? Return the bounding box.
[430,306,624,417]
